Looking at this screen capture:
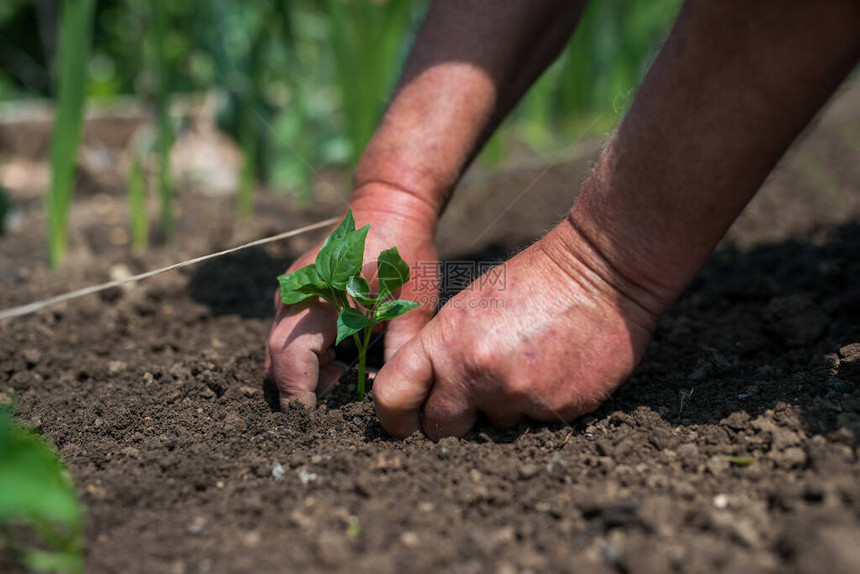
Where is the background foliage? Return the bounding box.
[0,0,681,264]
[0,0,682,169]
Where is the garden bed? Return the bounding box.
[2,82,860,573]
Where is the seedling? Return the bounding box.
[277,210,418,399]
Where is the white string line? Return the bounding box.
[0,217,339,321]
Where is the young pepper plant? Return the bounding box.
[277,210,418,399]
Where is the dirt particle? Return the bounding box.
[763,295,828,347]
[241,531,261,548]
[545,455,569,480]
[769,446,807,469]
[771,427,802,451]
[223,411,246,432]
[399,531,419,547]
[839,343,860,361]
[108,360,127,374]
[518,463,540,480]
[22,348,41,367]
[316,531,349,566]
[707,455,730,476]
[676,443,700,471]
[418,502,435,513]
[371,454,402,471]
[297,466,318,486]
[835,413,860,440]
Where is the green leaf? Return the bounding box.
[316,224,369,290]
[336,307,375,345]
[374,299,419,322]
[346,276,377,307]
[0,410,82,531]
[321,209,356,250]
[278,265,328,305]
[22,548,82,574]
[377,246,410,299]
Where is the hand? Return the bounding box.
[372,218,666,440]
[265,184,439,410]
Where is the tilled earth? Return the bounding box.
[2,83,860,573]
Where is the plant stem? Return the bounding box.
[354,326,372,400]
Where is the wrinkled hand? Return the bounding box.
[266,186,439,410]
[372,220,665,440]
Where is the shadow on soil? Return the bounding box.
[192,223,860,443]
[187,246,293,319]
[440,221,858,443]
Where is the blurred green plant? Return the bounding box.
[236,30,263,218]
[325,0,416,166]
[153,0,174,238]
[271,0,314,204]
[45,0,95,268]
[127,155,148,253]
[515,0,683,150]
[6,0,682,233]
[0,405,83,574]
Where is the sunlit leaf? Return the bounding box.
[346,276,377,307]
[374,299,419,322]
[278,264,328,305]
[336,307,374,345]
[377,246,410,299]
[321,209,356,250]
[316,224,369,290]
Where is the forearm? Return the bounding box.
[551,0,860,313]
[352,0,587,226]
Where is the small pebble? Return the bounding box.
[519,463,540,480]
[400,531,419,547]
[297,467,318,486]
[271,463,285,481]
[22,348,41,366]
[602,542,623,566]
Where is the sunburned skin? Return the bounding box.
[267,0,860,439]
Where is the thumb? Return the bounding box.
[373,334,435,438]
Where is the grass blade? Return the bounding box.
[46,0,95,267]
[127,156,148,253]
[154,0,173,238]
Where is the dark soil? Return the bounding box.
[2,82,860,574]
